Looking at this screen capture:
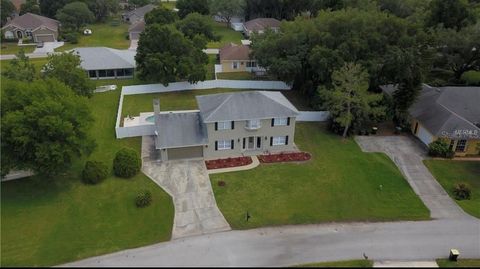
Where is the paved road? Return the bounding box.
[1,42,64,60]
[61,219,480,267]
[141,136,231,239]
[355,135,473,220]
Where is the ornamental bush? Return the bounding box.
[113,148,141,178]
[82,161,108,184]
[135,190,152,208]
[428,140,453,158]
[453,183,471,200]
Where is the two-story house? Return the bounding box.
[153,91,299,161]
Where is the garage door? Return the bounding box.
[35,34,55,42]
[417,125,434,146]
[167,146,203,160]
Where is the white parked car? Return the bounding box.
[95,84,117,93]
[83,29,92,35]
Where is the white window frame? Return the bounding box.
[232,61,238,69]
[217,121,232,130]
[246,119,261,129]
[217,140,232,150]
[273,117,288,126]
[272,136,287,146]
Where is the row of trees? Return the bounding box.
[1,50,95,177]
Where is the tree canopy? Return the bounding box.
[176,0,209,19]
[56,1,95,31]
[2,49,36,82]
[426,0,476,31]
[42,52,95,97]
[145,6,179,25]
[20,0,41,15]
[1,78,94,177]
[1,0,15,26]
[135,24,209,84]
[175,12,218,41]
[209,0,244,25]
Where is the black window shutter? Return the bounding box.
[231,121,235,129]
[243,138,246,149]
[231,139,234,149]
[285,136,289,145]
[257,137,261,148]
[271,118,275,126]
[215,122,218,131]
[215,141,218,150]
[287,117,290,126]
[270,137,273,146]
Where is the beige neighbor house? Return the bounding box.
[381,84,480,157]
[152,91,299,161]
[2,12,59,42]
[218,43,264,74]
[243,18,281,38]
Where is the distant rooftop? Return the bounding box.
[219,43,250,61]
[244,18,281,32]
[72,47,136,70]
[2,12,59,31]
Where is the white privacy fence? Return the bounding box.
[115,80,330,138]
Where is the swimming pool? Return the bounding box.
[146,115,154,123]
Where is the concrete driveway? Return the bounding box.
[141,136,230,239]
[129,39,138,51]
[32,41,64,54]
[354,135,473,220]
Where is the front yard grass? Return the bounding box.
[0,42,35,55]
[55,21,130,52]
[436,259,480,267]
[424,160,480,218]
[295,260,373,267]
[210,123,430,229]
[208,22,244,49]
[1,89,174,267]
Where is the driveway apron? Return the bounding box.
[355,135,473,220]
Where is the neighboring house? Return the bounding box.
[2,12,59,42]
[218,43,264,74]
[243,18,281,37]
[381,84,480,156]
[128,20,145,40]
[121,4,155,24]
[72,47,136,80]
[152,91,299,161]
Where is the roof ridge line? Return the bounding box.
[436,98,480,132]
[259,91,299,113]
[204,94,234,122]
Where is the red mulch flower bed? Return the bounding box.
[205,156,253,170]
[258,152,311,163]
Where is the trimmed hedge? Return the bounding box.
[428,140,454,158]
[82,161,109,184]
[135,190,152,208]
[113,148,141,178]
[453,183,471,200]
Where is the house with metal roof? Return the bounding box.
[381,84,480,156]
[2,12,59,42]
[72,47,136,80]
[152,91,299,161]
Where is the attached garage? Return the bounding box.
[35,34,55,42]
[416,125,434,146]
[166,146,204,161]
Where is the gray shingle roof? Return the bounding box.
[72,47,136,70]
[244,18,281,32]
[219,43,250,61]
[381,84,480,139]
[196,91,299,123]
[154,111,207,149]
[2,12,59,31]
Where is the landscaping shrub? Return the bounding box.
[218,180,226,187]
[428,140,453,158]
[63,32,79,44]
[113,148,141,178]
[135,190,152,208]
[462,71,480,86]
[82,161,108,184]
[453,183,471,200]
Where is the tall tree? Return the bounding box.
[56,1,95,31]
[434,24,480,82]
[42,52,95,97]
[135,24,209,84]
[318,63,385,138]
[20,0,41,15]
[176,0,209,19]
[175,12,218,41]
[426,0,476,30]
[39,0,69,18]
[90,0,119,22]
[1,0,15,26]
[145,6,178,25]
[209,0,244,26]
[2,49,36,82]
[1,79,94,177]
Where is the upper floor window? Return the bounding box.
[246,119,261,129]
[273,117,289,126]
[455,139,467,152]
[216,121,233,130]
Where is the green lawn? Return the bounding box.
[207,54,217,80]
[210,123,430,229]
[161,1,176,10]
[437,259,480,267]
[461,71,480,86]
[217,72,256,80]
[0,42,35,55]
[55,21,130,52]
[295,260,373,267]
[208,22,244,49]
[424,160,480,218]
[1,89,174,267]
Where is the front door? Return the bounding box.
[246,136,262,150]
[248,136,255,150]
[16,31,23,38]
